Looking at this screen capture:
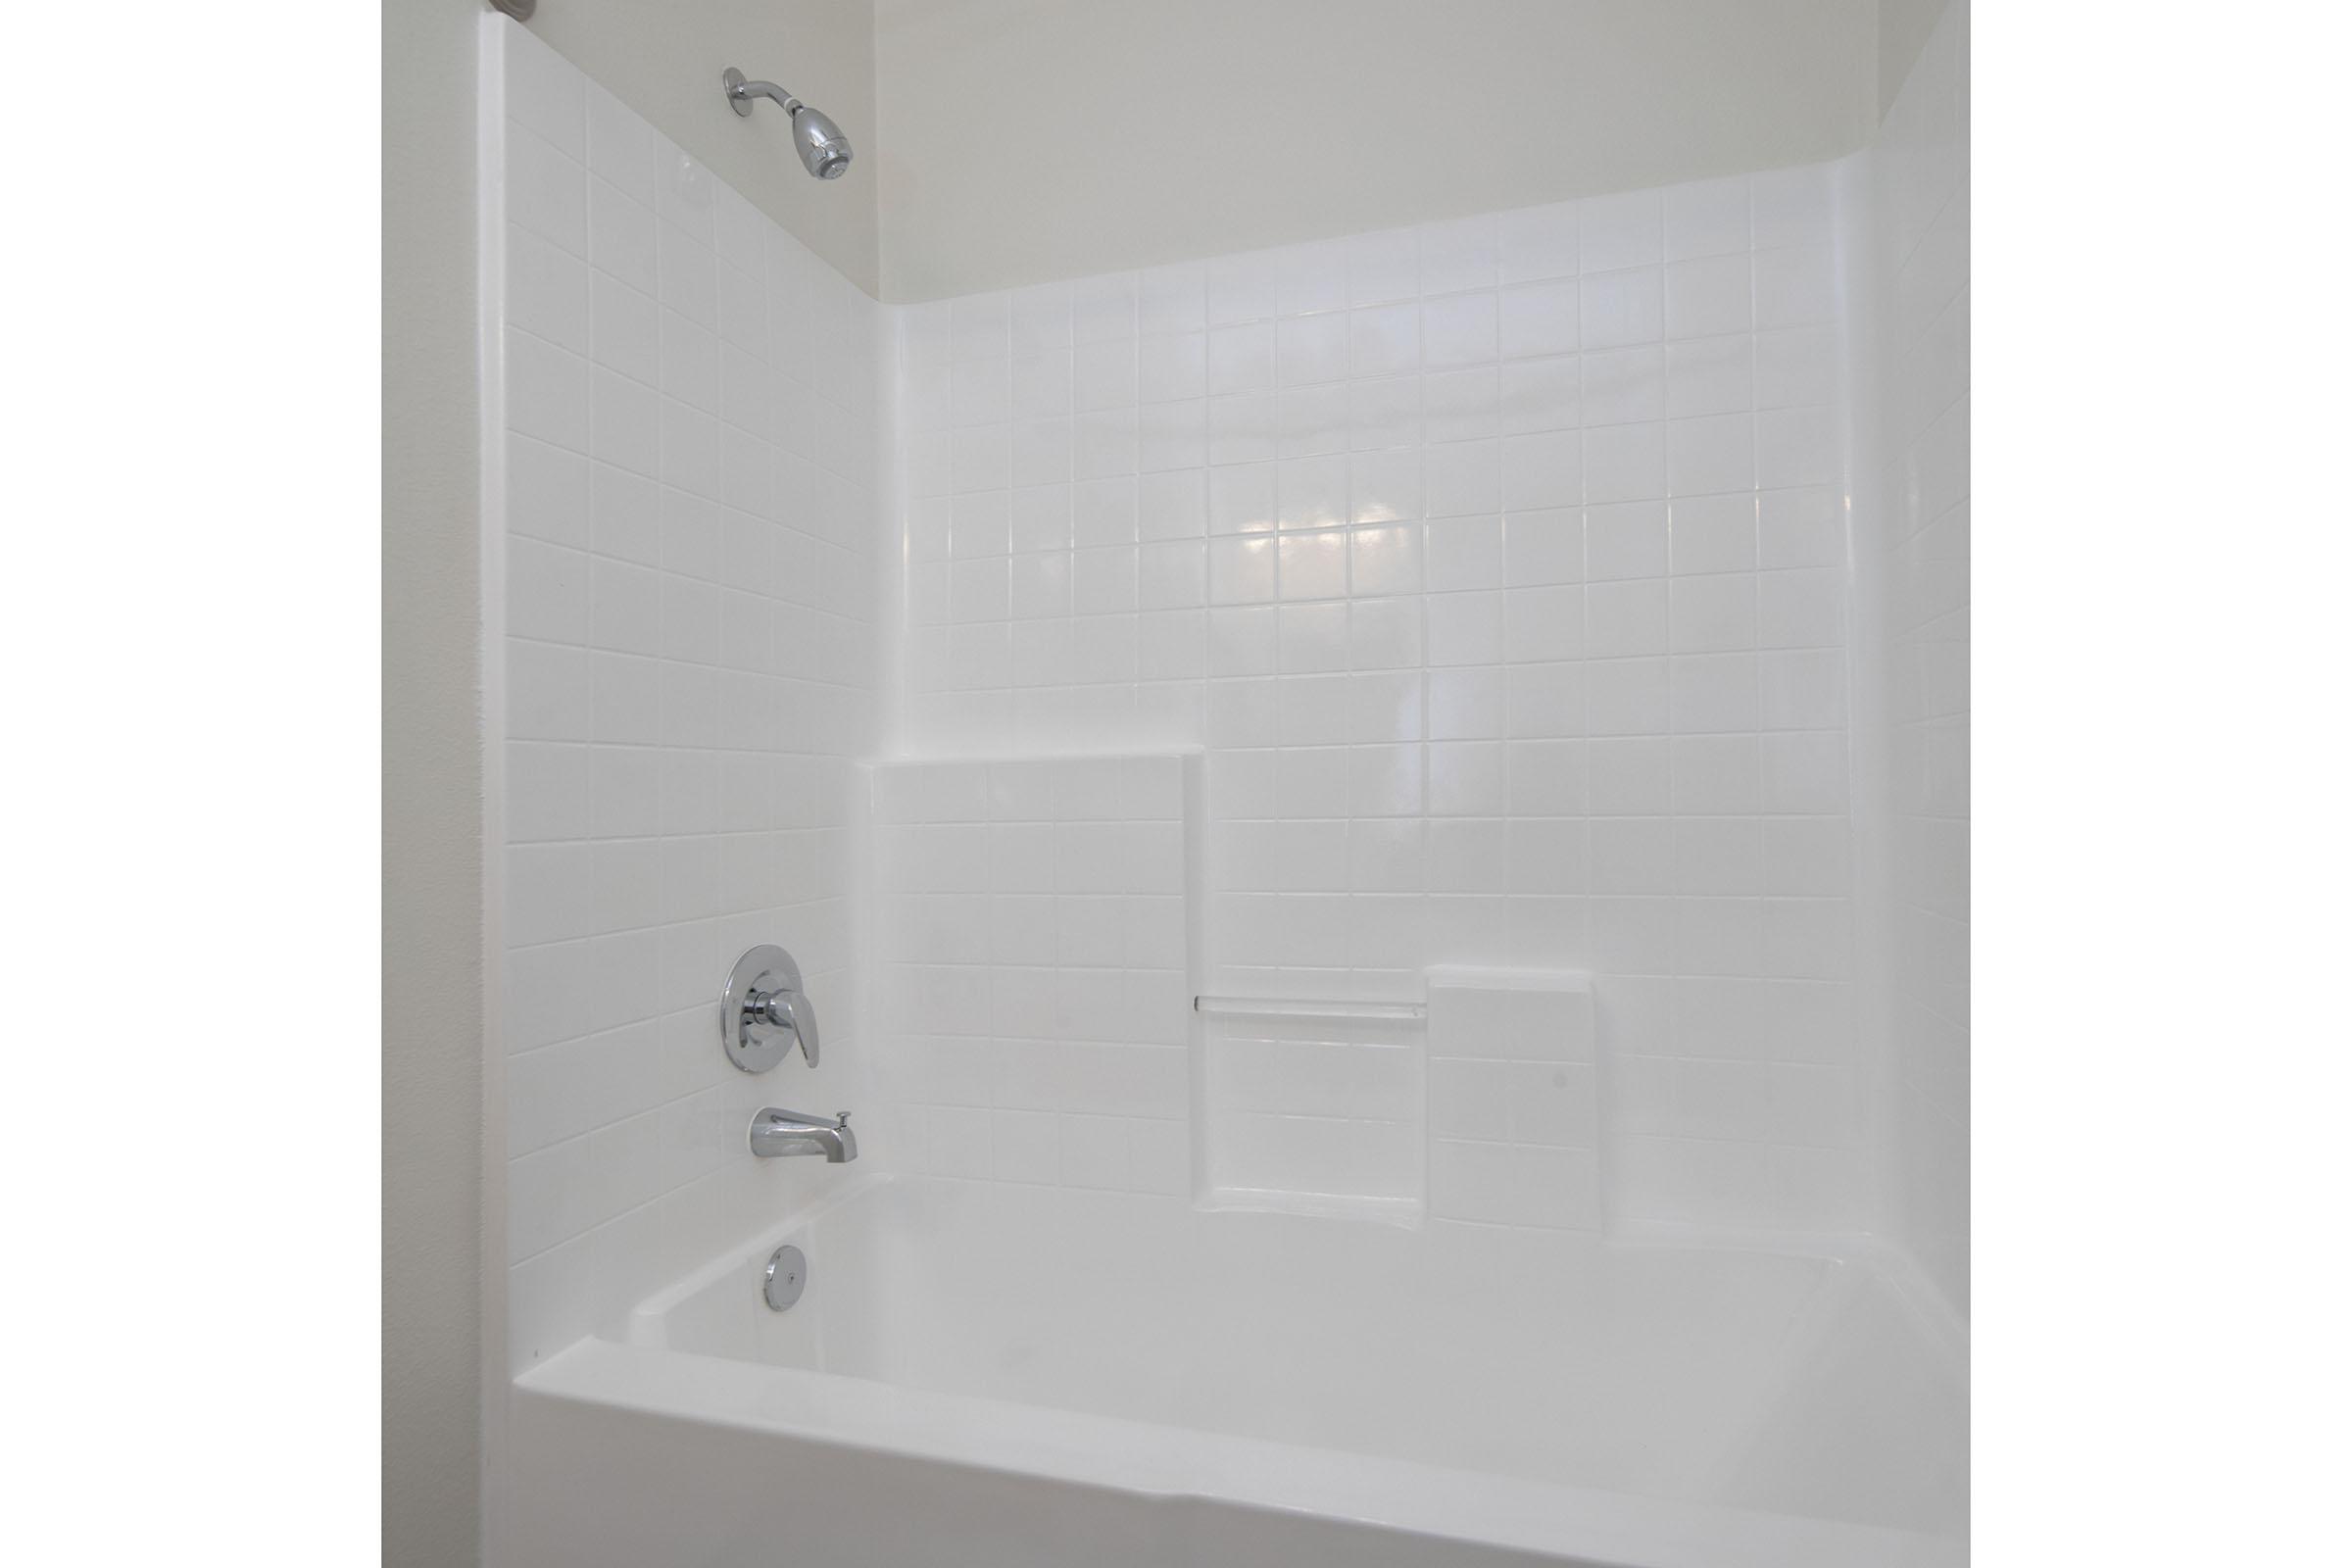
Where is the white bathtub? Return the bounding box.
[510,1175,1965,1566]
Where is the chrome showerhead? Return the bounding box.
[787,104,853,180]
[723,68,855,180]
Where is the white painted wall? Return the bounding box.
[383,2,486,1564]
[1876,0,1956,115]
[875,0,1881,302]
[520,0,881,294]
[498,2,1939,310]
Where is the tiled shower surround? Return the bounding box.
[1870,2,1970,1311]
[893,165,1869,1234]
[868,755,1196,1198]
[490,13,1971,1371]
[491,27,888,1370]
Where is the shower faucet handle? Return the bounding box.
[721,945,819,1073]
[748,982,818,1066]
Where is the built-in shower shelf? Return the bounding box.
[1195,1187,1426,1226]
[1193,995,1427,1024]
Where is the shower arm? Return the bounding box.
[724,71,804,118]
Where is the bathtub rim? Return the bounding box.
[518,1334,1961,1568]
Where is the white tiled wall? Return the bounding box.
[488,7,1965,1320]
[489,21,889,1371]
[1868,1,1970,1313]
[892,168,1870,1235]
[865,756,1194,1195]
[1203,1011,1424,1210]
[1426,969,1601,1228]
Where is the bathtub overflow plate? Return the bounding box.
[763,1244,808,1311]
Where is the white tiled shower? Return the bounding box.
[486,5,1970,1546]
[867,754,1196,1197]
[887,161,1873,1236]
[490,29,891,1369]
[1868,4,1970,1315]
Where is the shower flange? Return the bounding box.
[721,67,757,117]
